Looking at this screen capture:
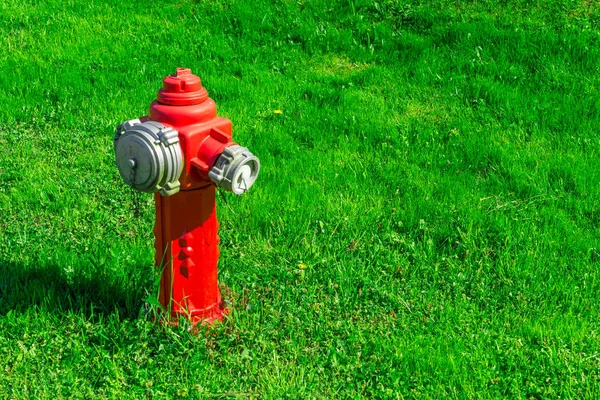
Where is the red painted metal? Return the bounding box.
[147,68,237,324]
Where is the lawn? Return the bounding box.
[1,0,600,397]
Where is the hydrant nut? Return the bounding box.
[208,166,224,182]
[122,118,141,131]
[159,127,179,146]
[160,181,181,197]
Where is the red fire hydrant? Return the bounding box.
[113,68,260,325]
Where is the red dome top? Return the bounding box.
[157,68,209,106]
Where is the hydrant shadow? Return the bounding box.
[0,259,152,320]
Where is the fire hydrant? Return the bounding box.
[113,68,260,325]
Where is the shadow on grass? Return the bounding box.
[0,260,153,320]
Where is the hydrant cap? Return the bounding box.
[208,145,260,195]
[114,119,183,196]
[157,68,209,106]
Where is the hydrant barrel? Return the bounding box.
[113,68,259,325]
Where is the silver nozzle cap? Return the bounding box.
[209,145,260,194]
[114,119,183,196]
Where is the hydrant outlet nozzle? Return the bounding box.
[113,119,183,196]
[209,145,260,195]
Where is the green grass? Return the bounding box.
[1,0,600,397]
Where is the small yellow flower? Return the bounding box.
[274,109,283,114]
[298,263,307,269]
